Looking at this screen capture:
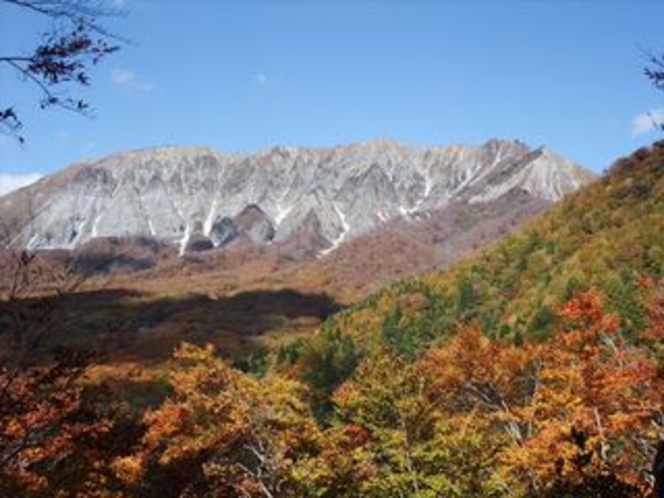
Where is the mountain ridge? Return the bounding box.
[0,138,594,255]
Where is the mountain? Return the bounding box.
[314,140,664,354]
[280,142,664,498]
[0,138,592,256]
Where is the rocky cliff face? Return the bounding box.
[0,139,594,255]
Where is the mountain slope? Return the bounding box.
[0,138,592,254]
[316,141,664,351]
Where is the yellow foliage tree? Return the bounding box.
[113,343,321,497]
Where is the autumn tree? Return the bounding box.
[0,2,124,488]
[0,248,115,494]
[421,290,663,496]
[0,0,122,142]
[510,290,659,495]
[298,325,360,421]
[332,348,507,496]
[0,349,113,495]
[421,323,538,495]
[114,343,322,497]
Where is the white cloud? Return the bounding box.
[0,172,43,197]
[630,108,664,137]
[251,73,268,86]
[111,67,154,92]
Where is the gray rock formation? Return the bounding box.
[208,217,239,247]
[233,204,276,244]
[0,139,594,254]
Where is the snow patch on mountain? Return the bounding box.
[0,139,594,253]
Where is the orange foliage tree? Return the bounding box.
[421,289,663,496]
[0,350,112,495]
[113,343,321,497]
[0,250,113,495]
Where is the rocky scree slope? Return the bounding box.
[0,139,593,256]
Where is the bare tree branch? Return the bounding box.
[0,0,123,142]
[645,51,664,91]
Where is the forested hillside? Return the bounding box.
[313,140,664,355]
[2,142,663,496]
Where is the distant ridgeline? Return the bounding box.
[0,138,592,258]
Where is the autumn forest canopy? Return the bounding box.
[0,140,663,496]
[2,1,664,497]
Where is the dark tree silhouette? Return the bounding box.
[646,52,664,91]
[644,51,664,133]
[0,0,122,142]
[654,440,664,498]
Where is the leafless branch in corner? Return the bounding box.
[0,0,124,142]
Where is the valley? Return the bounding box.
[1,139,662,497]
[0,138,592,371]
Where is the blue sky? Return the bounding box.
[1,0,663,193]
